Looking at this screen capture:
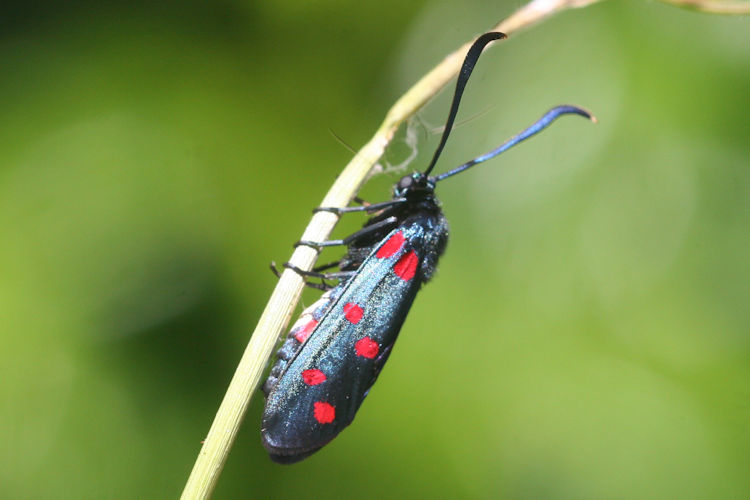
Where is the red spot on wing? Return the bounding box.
[343,302,363,324]
[302,369,327,386]
[355,337,379,359]
[294,319,318,343]
[393,250,418,281]
[313,402,335,424]
[376,231,405,258]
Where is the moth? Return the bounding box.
[261,32,594,463]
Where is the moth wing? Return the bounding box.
[262,226,426,463]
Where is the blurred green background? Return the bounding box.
[2,0,750,498]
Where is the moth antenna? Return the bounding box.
[435,105,596,182]
[422,32,506,177]
[427,106,496,135]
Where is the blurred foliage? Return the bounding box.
[1,0,749,498]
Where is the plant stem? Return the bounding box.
[657,0,750,14]
[180,1,605,498]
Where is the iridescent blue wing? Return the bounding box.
[261,221,431,463]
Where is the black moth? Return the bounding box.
[261,32,593,463]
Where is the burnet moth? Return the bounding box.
[261,32,594,463]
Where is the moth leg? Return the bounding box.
[270,261,331,291]
[312,260,341,273]
[295,216,398,249]
[282,262,355,281]
[270,261,282,279]
[313,198,407,215]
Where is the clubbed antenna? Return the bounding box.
[422,32,506,177]
[435,105,596,182]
